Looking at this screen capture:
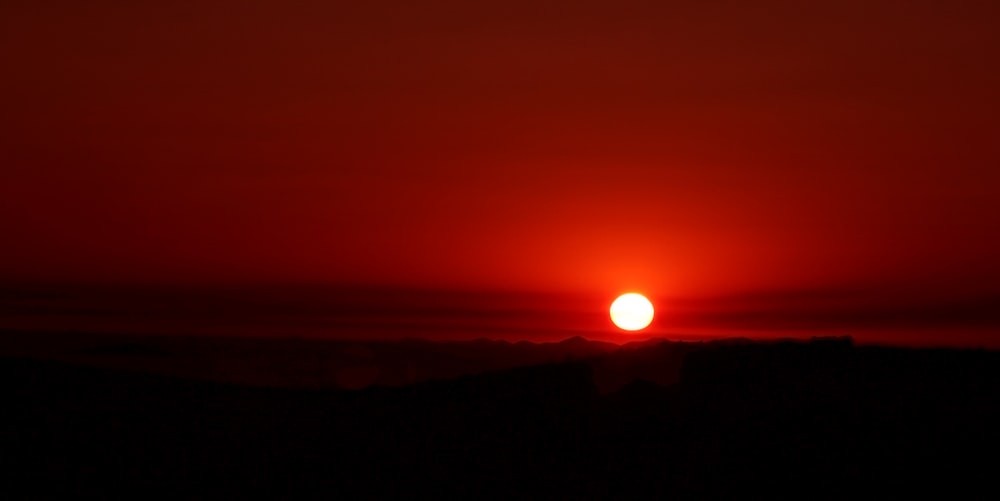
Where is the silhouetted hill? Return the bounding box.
[77,341,174,358]
[4,336,1000,498]
[0,329,626,389]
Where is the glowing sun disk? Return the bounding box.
[610,293,654,331]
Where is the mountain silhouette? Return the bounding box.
[3,333,1000,498]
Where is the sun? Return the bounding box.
[610,293,654,331]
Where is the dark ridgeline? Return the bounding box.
[3,336,1000,499]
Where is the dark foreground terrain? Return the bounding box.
[4,337,1000,499]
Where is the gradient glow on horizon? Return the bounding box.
[1,0,999,344]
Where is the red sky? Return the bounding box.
[2,1,999,343]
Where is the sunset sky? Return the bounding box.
[2,1,999,344]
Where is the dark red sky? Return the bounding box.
[2,1,999,343]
